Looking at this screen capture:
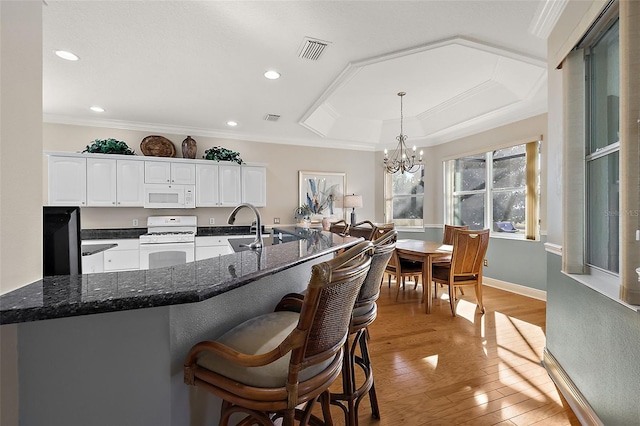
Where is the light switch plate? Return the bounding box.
[274,218,280,224]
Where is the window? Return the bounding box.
[384,165,424,228]
[445,142,539,238]
[585,19,619,274]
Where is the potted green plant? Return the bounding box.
[294,205,313,228]
[83,138,135,155]
[203,146,243,164]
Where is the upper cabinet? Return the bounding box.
[242,165,267,207]
[144,161,195,185]
[48,156,87,206]
[86,158,145,207]
[195,163,242,207]
[116,160,145,206]
[47,152,266,208]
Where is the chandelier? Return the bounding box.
[383,92,423,174]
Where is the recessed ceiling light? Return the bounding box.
[90,106,105,113]
[227,121,238,127]
[55,50,79,61]
[264,70,281,80]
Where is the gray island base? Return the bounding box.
[3,228,359,426]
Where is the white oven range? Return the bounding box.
[139,216,196,270]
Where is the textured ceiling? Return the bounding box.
[42,1,550,151]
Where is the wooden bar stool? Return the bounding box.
[277,230,396,426]
[184,240,374,426]
[330,229,396,426]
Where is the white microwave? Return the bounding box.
[143,184,195,209]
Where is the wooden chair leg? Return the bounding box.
[358,329,380,420]
[475,282,485,313]
[449,284,457,316]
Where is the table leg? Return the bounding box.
[423,255,432,314]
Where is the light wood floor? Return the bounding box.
[323,279,580,426]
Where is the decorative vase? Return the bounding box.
[181,136,197,159]
[322,217,330,231]
[297,219,311,229]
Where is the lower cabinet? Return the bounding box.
[82,252,104,274]
[195,236,233,260]
[82,239,140,274]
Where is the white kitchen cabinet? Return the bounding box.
[82,251,104,274]
[196,163,241,207]
[101,239,140,272]
[241,165,267,207]
[116,160,145,206]
[195,236,233,260]
[219,164,242,206]
[48,156,87,206]
[145,161,195,185]
[171,162,196,184]
[87,158,144,207]
[87,158,117,206]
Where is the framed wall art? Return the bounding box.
[298,171,346,222]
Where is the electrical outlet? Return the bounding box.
[133,219,139,227]
[273,217,280,224]
[483,259,488,267]
[209,218,215,225]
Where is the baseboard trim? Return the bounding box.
[483,277,547,301]
[542,348,603,426]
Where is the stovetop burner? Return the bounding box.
[140,216,198,244]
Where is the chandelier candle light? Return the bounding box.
[384,92,423,174]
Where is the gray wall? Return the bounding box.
[545,253,640,425]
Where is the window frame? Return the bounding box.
[444,141,540,240]
[383,164,425,229]
[582,16,620,275]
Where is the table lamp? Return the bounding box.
[344,194,363,226]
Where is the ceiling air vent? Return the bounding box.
[298,37,331,61]
[264,114,280,122]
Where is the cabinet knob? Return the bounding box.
[112,202,116,205]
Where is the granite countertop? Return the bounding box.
[80,225,264,240]
[81,243,118,256]
[0,229,357,325]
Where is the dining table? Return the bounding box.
[395,239,453,314]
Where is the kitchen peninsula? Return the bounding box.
[0,228,358,426]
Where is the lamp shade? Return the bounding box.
[343,195,363,209]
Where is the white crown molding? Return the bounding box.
[43,114,378,152]
[529,0,569,39]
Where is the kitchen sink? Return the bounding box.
[228,235,275,252]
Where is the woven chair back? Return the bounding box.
[294,240,373,363]
[356,229,397,305]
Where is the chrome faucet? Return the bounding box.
[227,203,263,250]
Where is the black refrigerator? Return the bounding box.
[43,206,82,276]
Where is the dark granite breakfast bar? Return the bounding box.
[1,228,358,426]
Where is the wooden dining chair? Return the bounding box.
[329,219,350,235]
[392,249,424,301]
[432,229,490,316]
[348,220,377,240]
[184,240,374,426]
[434,224,469,297]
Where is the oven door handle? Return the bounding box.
[139,242,195,250]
